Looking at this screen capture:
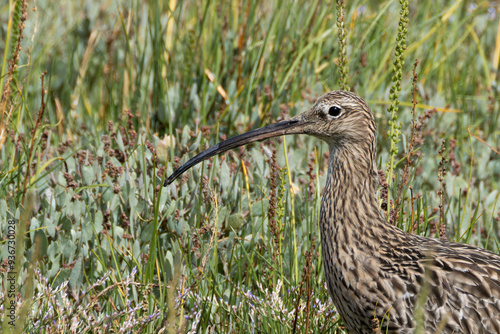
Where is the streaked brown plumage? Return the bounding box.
[165,91,500,333]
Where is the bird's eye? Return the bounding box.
[328,106,342,118]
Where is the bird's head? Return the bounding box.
[296,90,376,147]
[165,90,377,186]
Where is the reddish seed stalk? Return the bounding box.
[393,59,419,225]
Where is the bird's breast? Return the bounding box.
[319,211,418,333]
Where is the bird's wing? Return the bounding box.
[416,239,500,333]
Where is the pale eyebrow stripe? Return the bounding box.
[337,101,358,108]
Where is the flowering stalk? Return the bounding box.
[336,0,349,91]
[385,0,409,220]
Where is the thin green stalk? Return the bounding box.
[457,129,474,242]
[336,0,349,91]
[386,0,409,220]
[211,192,219,273]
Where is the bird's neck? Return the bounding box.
[321,144,389,238]
[319,144,399,330]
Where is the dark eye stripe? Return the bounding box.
[328,106,342,118]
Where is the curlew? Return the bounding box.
[165,91,500,333]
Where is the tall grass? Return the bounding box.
[0,0,499,333]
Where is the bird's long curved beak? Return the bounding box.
[164,115,308,186]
